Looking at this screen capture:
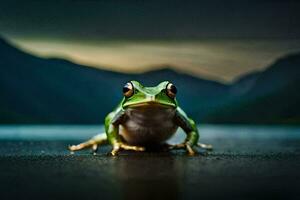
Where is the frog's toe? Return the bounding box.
[68,141,96,152]
[168,143,185,150]
[68,133,108,154]
[110,143,145,156]
[92,144,99,155]
[197,143,213,150]
[186,144,196,155]
[168,142,197,156]
[69,144,85,151]
[110,145,121,156]
[121,143,145,151]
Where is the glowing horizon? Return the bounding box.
[6,37,300,83]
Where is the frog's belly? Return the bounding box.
[119,106,178,145]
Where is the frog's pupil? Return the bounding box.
[170,85,177,94]
[123,86,130,93]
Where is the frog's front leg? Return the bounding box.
[171,107,212,155]
[105,110,145,156]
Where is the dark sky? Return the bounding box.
[1,0,300,40]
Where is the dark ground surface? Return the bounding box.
[0,136,299,200]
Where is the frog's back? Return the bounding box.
[119,105,178,145]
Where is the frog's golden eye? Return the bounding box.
[123,82,134,97]
[166,83,177,98]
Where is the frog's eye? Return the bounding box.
[123,82,134,97]
[166,83,177,98]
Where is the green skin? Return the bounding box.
[69,81,211,155]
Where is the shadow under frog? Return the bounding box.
[110,151,186,200]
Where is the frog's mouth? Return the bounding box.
[124,101,176,109]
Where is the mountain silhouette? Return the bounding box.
[0,37,299,124]
[0,38,228,123]
[205,53,300,123]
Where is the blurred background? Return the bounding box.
[1,2,300,199]
[0,0,300,125]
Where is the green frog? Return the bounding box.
[69,81,212,156]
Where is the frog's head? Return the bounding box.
[121,80,178,109]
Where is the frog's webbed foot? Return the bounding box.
[169,142,213,155]
[110,142,145,156]
[68,134,108,155]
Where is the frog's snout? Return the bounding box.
[146,94,155,101]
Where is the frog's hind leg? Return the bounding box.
[197,143,213,151]
[69,133,108,155]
